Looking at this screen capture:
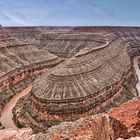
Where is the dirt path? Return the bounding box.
[133,56,140,96]
[0,86,32,129]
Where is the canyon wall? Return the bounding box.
[1,98,140,140]
[12,32,138,132]
[0,33,63,115]
[0,26,140,139]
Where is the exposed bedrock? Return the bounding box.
[0,114,130,140]
[108,98,140,138]
[1,98,140,140]
[0,27,140,136]
[12,36,138,132]
[3,27,115,58]
[0,128,33,140]
[0,36,63,116]
[30,114,129,140]
[31,98,140,140]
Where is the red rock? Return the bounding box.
[108,98,140,127]
[0,128,33,140]
[108,98,140,137]
[32,114,128,140]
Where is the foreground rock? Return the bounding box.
[0,114,129,140]
[1,107,140,140]
[108,98,140,137]
[0,128,33,140]
[117,137,140,140]
[31,114,128,140]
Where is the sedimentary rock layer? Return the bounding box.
[12,32,138,132]
[0,113,133,140]
[0,33,63,117]
[2,98,140,140]
[0,26,140,135]
[29,114,129,140]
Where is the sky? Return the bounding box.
[0,0,140,26]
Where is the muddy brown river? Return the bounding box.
[0,86,32,129]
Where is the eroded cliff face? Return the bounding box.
[0,34,63,118]
[0,114,129,140]
[12,35,138,132]
[108,98,140,138]
[36,114,129,140]
[0,128,33,140]
[1,98,140,140]
[0,27,140,140]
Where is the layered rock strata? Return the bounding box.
[0,35,63,115]
[13,34,138,132]
[108,97,140,137]
[0,26,139,136]
[2,98,140,140]
[0,114,131,140]
[31,114,129,140]
[0,37,62,90]
[0,76,35,114]
[2,27,115,58]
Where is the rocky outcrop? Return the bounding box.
[0,35,63,117]
[0,26,140,138]
[12,33,138,132]
[0,128,33,140]
[12,98,140,140]
[108,98,140,137]
[30,114,129,140]
[0,114,129,140]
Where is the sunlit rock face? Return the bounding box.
[0,28,63,115]
[11,27,140,132]
[0,26,140,136]
[0,114,131,140]
[0,106,140,140]
[108,98,140,137]
[31,114,129,140]
[0,128,33,140]
[29,37,135,127]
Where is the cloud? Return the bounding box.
[2,10,32,25]
[0,0,139,26]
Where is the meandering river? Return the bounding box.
[0,86,32,129]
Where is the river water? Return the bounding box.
[0,86,32,129]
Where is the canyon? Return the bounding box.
[0,26,140,140]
